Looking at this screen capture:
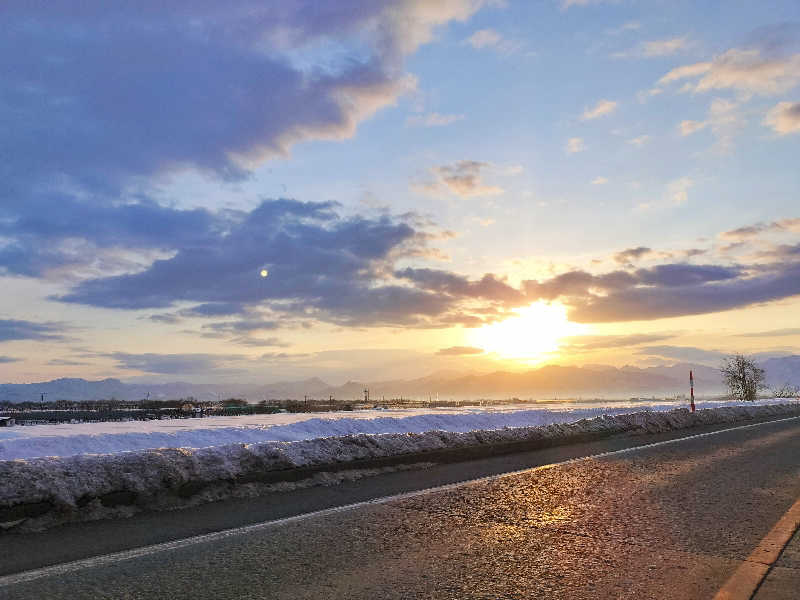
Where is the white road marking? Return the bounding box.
[2,415,799,588]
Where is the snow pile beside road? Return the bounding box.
[1,402,798,531]
[0,398,789,461]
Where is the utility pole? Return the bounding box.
[363,388,369,404]
[689,370,696,413]
[40,392,47,410]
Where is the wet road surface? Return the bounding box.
[1,417,799,599]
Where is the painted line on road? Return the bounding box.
[713,495,800,600]
[2,414,799,589]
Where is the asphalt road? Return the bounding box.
[2,417,799,599]
[754,527,800,600]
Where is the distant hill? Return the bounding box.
[323,362,727,400]
[2,356,797,403]
[0,377,331,404]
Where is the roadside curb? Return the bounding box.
[714,497,800,600]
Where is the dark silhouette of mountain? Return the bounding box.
[325,362,722,399]
[0,377,331,403]
[2,357,797,403]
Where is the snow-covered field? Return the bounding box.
[0,398,791,460]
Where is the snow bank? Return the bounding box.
[0,398,789,461]
[1,402,798,531]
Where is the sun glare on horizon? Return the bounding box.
[469,302,588,363]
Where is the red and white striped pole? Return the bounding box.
[689,370,695,413]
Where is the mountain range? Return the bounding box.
[2,356,798,403]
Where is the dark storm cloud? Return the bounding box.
[57,199,467,327]
[510,259,800,323]
[0,1,484,278]
[0,320,65,342]
[391,255,800,325]
[634,263,740,287]
[0,1,427,191]
[395,268,525,304]
[562,262,800,322]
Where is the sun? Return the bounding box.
[468,301,587,363]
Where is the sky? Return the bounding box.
[1,0,799,385]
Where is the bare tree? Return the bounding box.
[721,354,766,402]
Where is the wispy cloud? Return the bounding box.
[465,27,523,55]
[566,137,586,153]
[437,346,484,356]
[48,358,91,366]
[561,333,674,352]
[658,62,713,85]
[736,328,800,338]
[636,345,726,364]
[680,120,708,136]
[643,37,691,57]
[606,21,641,36]
[467,28,503,48]
[614,37,692,59]
[678,98,744,150]
[406,112,466,127]
[667,177,693,206]
[764,101,800,134]
[418,161,506,197]
[627,135,650,146]
[591,176,608,185]
[581,99,618,120]
[720,217,800,240]
[108,352,248,376]
[0,319,65,342]
[561,0,614,9]
[657,47,800,96]
[613,246,653,264]
[637,177,694,211]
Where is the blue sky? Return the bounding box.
[1,1,799,384]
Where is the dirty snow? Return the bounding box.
[0,398,792,461]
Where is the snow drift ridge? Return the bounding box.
[1,403,799,531]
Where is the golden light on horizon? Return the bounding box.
[469,302,588,363]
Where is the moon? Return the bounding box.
[260,269,269,278]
